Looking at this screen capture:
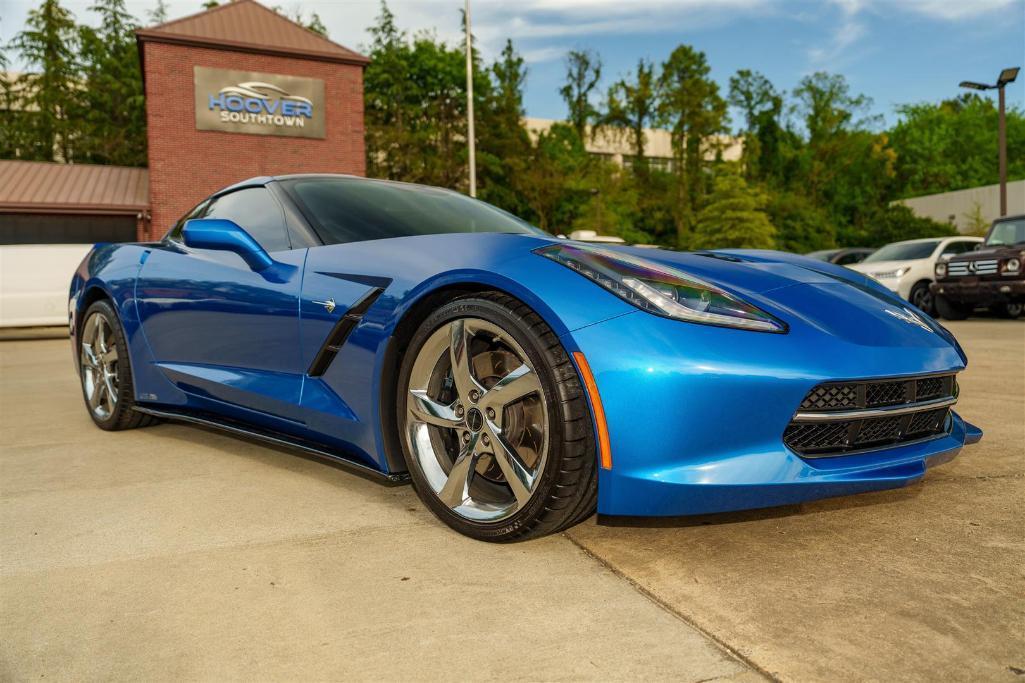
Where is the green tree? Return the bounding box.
[7,0,81,161]
[478,39,531,214]
[766,191,835,253]
[273,5,328,37]
[728,69,787,182]
[603,59,658,167]
[147,0,169,24]
[559,49,602,141]
[75,0,147,166]
[691,168,776,250]
[657,44,728,246]
[860,204,955,247]
[889,94,1025,197]
[363,2,493,191]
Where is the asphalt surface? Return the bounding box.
[1,320,1022,681]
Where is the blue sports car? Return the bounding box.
[70,175,983,541]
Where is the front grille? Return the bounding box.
[866,381,906,407]
[800,384,858,411]
[784,374,957,457]
[947,259,999,276]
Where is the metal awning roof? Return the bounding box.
[0,161,149,215]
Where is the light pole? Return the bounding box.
[960,67,1020,217]
[464,0,477,197]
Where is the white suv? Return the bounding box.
[848,236,983,315]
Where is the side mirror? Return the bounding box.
[974,243,983,251]
[182,218,273,271]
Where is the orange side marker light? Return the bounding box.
[573,351,612,470]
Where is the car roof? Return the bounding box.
[885,236,979,246]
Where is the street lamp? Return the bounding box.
[959,66,1020,216]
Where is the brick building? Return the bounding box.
[1,0,368,243]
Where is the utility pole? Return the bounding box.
[960,67,1019,217]
[998,83,1007,216]
[465,0,476,197]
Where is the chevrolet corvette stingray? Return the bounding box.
[69,175,982,541]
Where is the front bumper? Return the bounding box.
[565,308,980,517]
[931,279,1025,304]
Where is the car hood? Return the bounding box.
[572,245,959,350]
[846,259,921,275]
[945,245,1017,262]
[602,245,874,294]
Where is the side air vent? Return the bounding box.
[307,287,384,377]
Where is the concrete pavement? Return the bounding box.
[2,320,1022,681]
[0,336,753,681]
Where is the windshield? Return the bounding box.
[281,177,546,245]
[986,218,1025,247]
[862,240,940,263]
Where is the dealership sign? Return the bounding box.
[193,66,325,139]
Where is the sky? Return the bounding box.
[1,0,1023,129]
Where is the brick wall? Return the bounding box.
[142,41,365,238]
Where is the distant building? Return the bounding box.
[897,180,1025,234]
[1,0,367,244]
[523,117,743,172]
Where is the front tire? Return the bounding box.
[909,281,935,316]
[934,294,973,321]
[989,302,1023,319]
[78,300,157,431]
[397,292,597,542]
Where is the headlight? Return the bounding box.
[535,243,786,333]
[872,267,910,279]
[1001,257,1021,275]
[935,262,948,278]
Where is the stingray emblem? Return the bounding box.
[313,298,336,313]
[885,306,933,332]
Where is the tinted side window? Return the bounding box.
[836,252,863,265]
[942,241,972,256]
[203,188,291,252]
[168,200,208,242]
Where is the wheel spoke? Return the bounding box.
[449,320,484,400]
[81,343,99,369]
[482,363,540,411]
[103,375,118,409]
[88,377,104,409]
[408,390,461,429]
[96,321,108,354]
[438,434,480,508]
[488,425,534,508]
[101,348,118,365]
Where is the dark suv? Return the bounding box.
[931,214,1025,319]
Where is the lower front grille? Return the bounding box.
[785,374,957,457]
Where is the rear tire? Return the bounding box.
[989,302,1023,319]
[934,294,972,321]
[397,292,597,542]
[77,300,158,431]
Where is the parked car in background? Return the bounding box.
[932,214,1025,320]
[0,244,92,327]
[848,236,983,316]
[805,247,875,266]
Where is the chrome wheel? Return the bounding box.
[405,318,548,522]
[80,312,119,421]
